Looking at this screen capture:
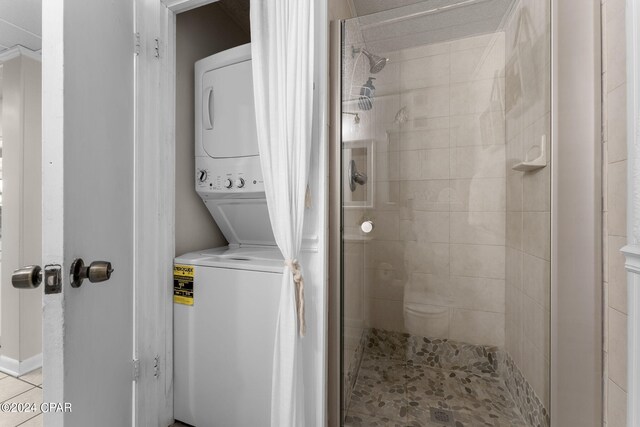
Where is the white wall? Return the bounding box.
[174,3,249,256]
[0,52,42,374]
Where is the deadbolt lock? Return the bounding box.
[70,258,114,288]
[12,264,62,294]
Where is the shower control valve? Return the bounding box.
[235,178,245,188]
[224,178,233,189]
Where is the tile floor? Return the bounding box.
[0,369,43,427]
[345,331,528,427]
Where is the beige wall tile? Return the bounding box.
[607,378,628,427]
[450,244,505,279]
[522,212,551,261]
[366,268,405,302]
[449,275,505,313]
[399,211,450,243]
[402,86,450,118]
[522,339,550,409]
[375,181,400,208]
[450,212,506,245]
[450,178,506,212]
[404,273,451,307]
[522,166,551,212]
[449,33,499,52]
[506,211,523,250]
[608,235,628,314]
[607,84,627,163]
[506,247,523,291]
[450,308,505,346]
[606,0,627,92]
[450,78,505,115]
[375,150,400,182]
[369,298,405,332]
[523,294,550,358]
[450,145,506,179]
[522,254,551,310]
[400,41,450,61]
[365,240,405,271]
[450,113,505,147]
[506,173,523,212]
[401,53,450,91]
[400,148,450,180]
[404,241,450,276]
[400,180,451,212]
[450,41,505,83]
[370,211,400,241]
[505,284,523,366]
[608,307,627,391]
[607,160,627,237]
[398,128,450,151]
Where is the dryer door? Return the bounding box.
[200,59,259,158]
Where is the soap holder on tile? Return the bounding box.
[512,135,547,172]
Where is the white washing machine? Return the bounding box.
[174,44,283,426]
[173,247,282,427]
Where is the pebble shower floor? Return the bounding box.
[344,329,528,427]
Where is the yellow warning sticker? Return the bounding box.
[173,264,194,305]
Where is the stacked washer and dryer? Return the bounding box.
[174,44,282,427]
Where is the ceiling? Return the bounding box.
[350,0,515,53]
[0,0,41,53]
[350,0,428,17]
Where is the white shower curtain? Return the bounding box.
[250,1,314,426]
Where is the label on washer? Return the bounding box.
[173,264,194,305]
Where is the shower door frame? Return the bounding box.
[331,0,604,425]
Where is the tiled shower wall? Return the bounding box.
[503,0,552,412]
[343,31,507,347]
[602,0,628,425]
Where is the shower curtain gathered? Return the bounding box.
[250,0,314,426]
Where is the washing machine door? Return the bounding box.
[200,58,259,159]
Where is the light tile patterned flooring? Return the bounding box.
[0,369,43,427]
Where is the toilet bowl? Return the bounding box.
[403,302,449,338]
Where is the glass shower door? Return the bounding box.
[340,1,551,426]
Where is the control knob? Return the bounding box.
[224,178,233,189]
[235,178,245,188]
[197,169,207,182]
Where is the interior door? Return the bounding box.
[41,0,134,425]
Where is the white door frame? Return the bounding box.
[135,1,329,426]
[132,0,187,425]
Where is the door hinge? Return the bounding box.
[132,358,140,381]
[153,355,160,378]
[134,32,141,56]
[154,37,160,59]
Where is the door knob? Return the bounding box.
[12,265,42,289]
[12,264,62,294]
[70,258,114,288]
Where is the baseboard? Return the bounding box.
[0,353,42,377]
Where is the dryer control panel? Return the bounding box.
[195,156,265,195]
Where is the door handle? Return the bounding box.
[12,265,42,289]
[70,258,114,288]
[12,264,62,294]
[203,86,213,130]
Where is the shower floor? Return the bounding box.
[344,329,528,427]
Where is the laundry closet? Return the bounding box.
[171,2,326,426]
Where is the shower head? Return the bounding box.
[362,49,388,73]
[352,47,389,74]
